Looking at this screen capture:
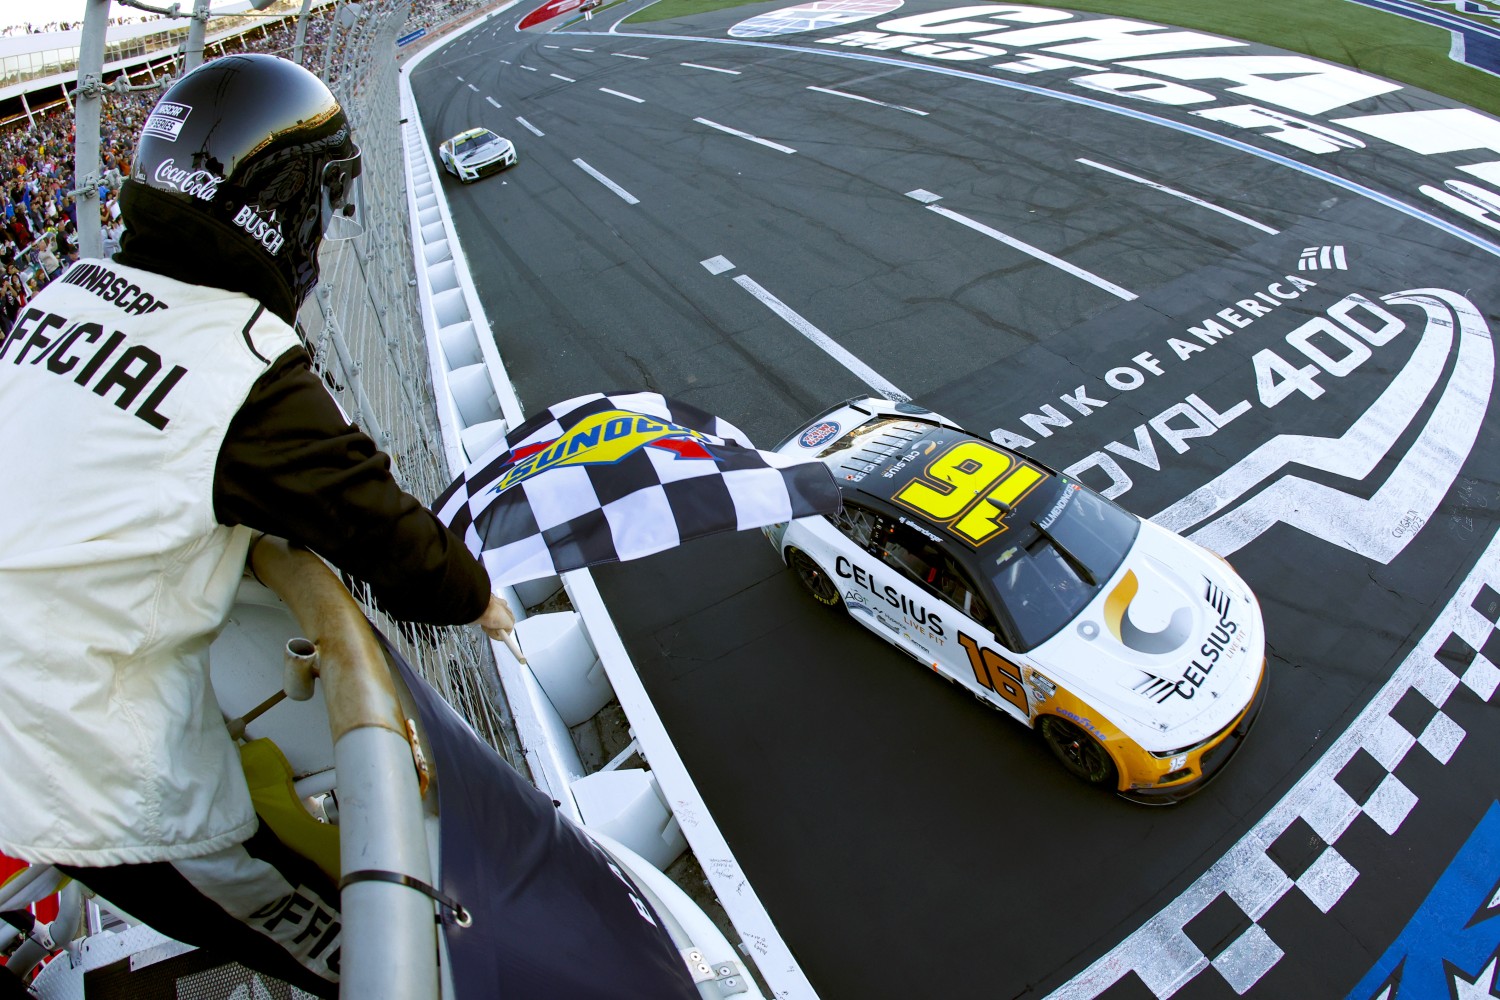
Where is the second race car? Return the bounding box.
[438,127,517,183]
[764,397,1267,804]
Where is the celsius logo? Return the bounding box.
[154,159,222,201]
[1102,569,1193,655]
[1155,289,1493,564]
[233,205,285,256]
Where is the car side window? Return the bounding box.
[930,558,996,631]
[875,519,943,588]
[830,503,879,549]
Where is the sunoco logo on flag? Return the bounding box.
[434,391,842,587]
[491,410,718,495]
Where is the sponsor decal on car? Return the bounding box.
[834,554,946,641]
[798,420,840,448]
[1102,569,1193,656]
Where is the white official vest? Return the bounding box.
[0,260,300,866]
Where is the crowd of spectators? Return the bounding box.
[0,0,492,334]
[0,85,153,334]
[0,12,171,37]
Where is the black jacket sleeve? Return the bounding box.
[214,347,491,626]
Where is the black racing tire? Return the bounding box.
[1039,716,1119,787]
[788,548,841,608]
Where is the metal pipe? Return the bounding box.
[246,535,438,1000]
[293,0,315,66]
[73,0,109,261]
[183,0,209,71]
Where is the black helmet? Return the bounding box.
[122,54,364,311]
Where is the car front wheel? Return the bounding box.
[1039,716,1118,787]
[788,548,840,608]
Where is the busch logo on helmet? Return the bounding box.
[154,159,223,201]
[233,204,285,256]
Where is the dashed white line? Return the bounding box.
[806,85,927,116]
[467,83,479,92]
[905,189,1137,301]
[612,52,648,60]
[500,59,511,65]
[486,96,501,108]
[456,75,465,82]
[1076,158,1280,235]
[600,87,644,103]
[551,73,576,82]
[516,116,544,137]
[574,158,640,204]
[693,118,795,154]
[681,62,740,75]
[700,256,908,402]
[543,44,559,48]
[572,47,595,52]
[520,65,537,72]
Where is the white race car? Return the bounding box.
[438,127,517,183]
[765,397,1267,803]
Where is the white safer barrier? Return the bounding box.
[399,15,816,998]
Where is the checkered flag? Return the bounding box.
[435,391,841,587]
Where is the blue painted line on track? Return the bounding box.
[576,28,1500,262]
[1346,800,1500,1000]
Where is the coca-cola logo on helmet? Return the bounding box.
[153,158,224,202]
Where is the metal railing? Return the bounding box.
[295,0,522,768]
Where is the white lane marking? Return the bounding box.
[682,62,741,75]
[551,73,576,82]
[520,65,537,71]
[543,44,559,48]
[467,83,479,92]
[516,116,544,137]
[574,158,640,204]
[500,59,511,65]
[612,52,649,59]
[693,118,796,154]
[600,87,645,103]
[1076,158,1280,235]
[486,96,501,108]
[905,190,1137,301]
[456,75,465,81]
[573,47,595,52]
[701,256,908,401]
[1157,291,1491,564]
[806,84,927,115]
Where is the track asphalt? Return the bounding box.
[410,3,1500,996]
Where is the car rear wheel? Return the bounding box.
[788,548,840,607]
[1039,716,1118,787]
